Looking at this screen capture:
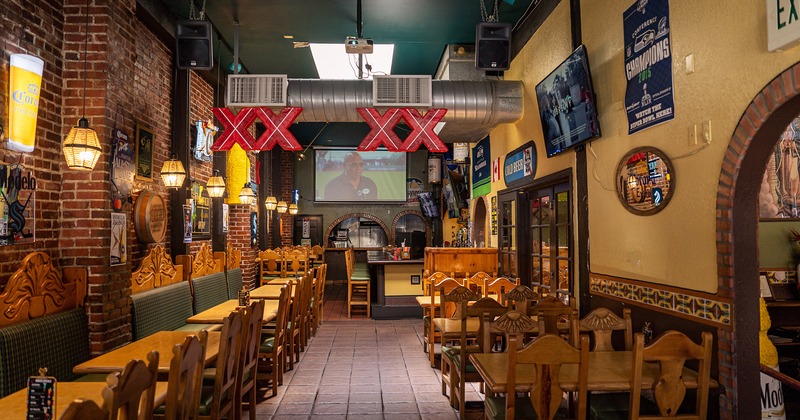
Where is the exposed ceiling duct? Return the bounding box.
[286,79,523,143]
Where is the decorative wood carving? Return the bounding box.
[493,310,536,335]
[130,245,183,294]
[443,286,479,303]
[189,244,223,279]
[227,243,241,270]
[580,307,624,331]
[0,252,87,327]
[505,285,538,302]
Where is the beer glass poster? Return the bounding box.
[0,164,35,246]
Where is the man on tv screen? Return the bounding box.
[324,152,378,200]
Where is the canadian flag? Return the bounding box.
[492,158,501,182]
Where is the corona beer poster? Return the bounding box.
[0,164,36,246]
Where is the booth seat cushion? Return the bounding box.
[191,272,229,314]
[131,282,194,340]
[226,268,244,300]
[0,308,90,397]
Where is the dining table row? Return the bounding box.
[416,271,718,420]
[0,263,328,420]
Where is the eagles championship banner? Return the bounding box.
[624,0,674,135]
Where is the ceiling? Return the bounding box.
[160,0,538,78]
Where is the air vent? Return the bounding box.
[372,75,432,107]
[226,74,288,107]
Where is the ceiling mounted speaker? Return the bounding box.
[475,22,512,71]
[176,20,213,70]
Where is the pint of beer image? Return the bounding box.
[5,54,44,153]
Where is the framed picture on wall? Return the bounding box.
[135,122,154,181]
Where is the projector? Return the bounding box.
[345,36,373,54]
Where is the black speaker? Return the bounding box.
[176,20,213,70]
[476,22,512,71]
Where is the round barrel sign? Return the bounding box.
[134,191,167,243]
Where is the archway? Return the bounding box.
[716,62,800,417]
[325,213,390,247]
[472,196,489,247]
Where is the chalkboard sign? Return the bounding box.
[27,374,56,419]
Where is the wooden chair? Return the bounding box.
[426,277,465,366]
[484,276,520,303]
[422,271,451,296]
[299,268,316,349]
[287,274,309,369]
[346,249,371,318]
[503,284,539,314]
[465,271,494,295]
[59,399,108,420]
[486,310,590,420]
[258,249,285,286]
[530,296,576,339]
[311,263,328,335]
[447,295,508,418]
[199,311,243,420]
[156,331,207,420]
[101,350,159,420]
[258,284,292,397]
[237,300,265,420]
[572,307,633,352]
[284,249,309,277]
[309,244,325,267]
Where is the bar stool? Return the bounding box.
[346,249,371,318]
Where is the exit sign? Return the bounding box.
[768,0,800,51]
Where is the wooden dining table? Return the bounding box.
[185,299,280,324]
[266,277,300,285]
[73,331,222,375]
[0,381,169,418]
[470,350,718,394]
[250,284,289,300]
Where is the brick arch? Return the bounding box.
[390,210,432,246]
[715,62,800,417]
[325,213,390,245]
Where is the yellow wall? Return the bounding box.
[485,1,800,293]
[384,264,425,295]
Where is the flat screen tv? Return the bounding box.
[535,44,601,157]
[314,148,407,202]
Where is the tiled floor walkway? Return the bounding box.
[252,282,482,419]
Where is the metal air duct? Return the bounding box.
[286,79,523,143]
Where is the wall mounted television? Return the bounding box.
[535,44,602,157]
[314,148,407,202]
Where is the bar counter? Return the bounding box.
[368,251,424,319]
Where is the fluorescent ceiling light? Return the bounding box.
[310,43,394,80]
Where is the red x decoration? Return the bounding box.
[254,107,303,151]
[399,108,448,153]
[356,108,404,151]
[210,107,258,151]
[210,107,303,151]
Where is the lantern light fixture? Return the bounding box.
[63,0,101,171]
[264,196,278,211]
[276,200,288,214]
[160,154,186,189]
[239,182,256,205]
[288,203,299,215]
[206,170,226,198]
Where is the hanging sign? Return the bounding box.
[4,54,44,153]
[111,128,134,208]
[357,108,448,152]
[472,137,491,197]
[623,0,674,134]
[194,119,217,162]
[768,0,800,51]
[503,141,536,189]
[211,107,303,151]
[0,164,36,246]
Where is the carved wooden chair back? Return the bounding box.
[203,311,243,420]
[484,276,520,304]
[59,399,108,420]
[465,271,494,295]
[503,284,539,314]
[163,330,206,420]
[102,350,159,420]
[630,330,713,420]
[258,284,291,397]
[423,271,452,296]
[573,307,633,351]
[530,296,575,336]
[237,300,265,420]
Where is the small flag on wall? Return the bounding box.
[491,157,501,182]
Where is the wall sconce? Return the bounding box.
[288,203,298,215]
[161,154,186,189]
[276,200,288,214]
[63,0,101,171]
[206,170,226,198]
[239,182,256,205]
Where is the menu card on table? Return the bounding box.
[26,369,56,419]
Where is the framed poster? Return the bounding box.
[135,122,154,181]
[222,204,229,233]
[110,213,127,266]
[190,182,211,238]
[183,204,193,243]
[111,128,135,201]
[0,164,36,246]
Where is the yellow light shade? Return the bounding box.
[288,203,298,215]
[63,118,101,171]
[160,155,186,189]
[264,196,278,211]
[276,200,288,213]
[239,183,256,205]
[206,171,226,198]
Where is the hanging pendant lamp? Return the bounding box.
[160,154,186,188]
[288,203,299,215]
[206,170,226,198]
[239,182,256,205]
[63,0,101,171]
[276,200,288,214]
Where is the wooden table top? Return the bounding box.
[0,381,169,418]
[250,284,288,300]
[266,277,299,285]
[415,296,440,307]
[470,351,716,394]
[185,300,279,324]
[73,331,221,375]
